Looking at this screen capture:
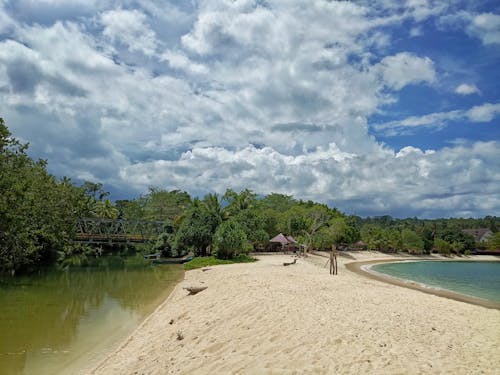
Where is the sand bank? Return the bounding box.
[90,253,500,374]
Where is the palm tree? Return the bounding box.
[203,193,226,225]
[223,189,257,217]
[93,199,119,219]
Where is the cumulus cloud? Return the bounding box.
[0,0,498,218]
[455,83,480,95]
[101,9,157,56]
[161,50,208,75]
[439,11,500,45]
[467,103,500,122]
[467,12,500,45]
[121,141,500,218]
[376,52,436,90]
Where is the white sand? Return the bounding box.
[90,253,500,374]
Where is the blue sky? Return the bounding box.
[0,0,499,218]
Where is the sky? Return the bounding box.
[0,0,499,219]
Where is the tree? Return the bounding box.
[174,201,215,257]
[233,209,269,249]
[92,199,119,219]
[213,219,249,259]
[487,232,500,251]
[223,188,257,216]
[203,192,226,225]
[153,220,176,257]
[139,188,191,221]
[401,229,424,254]
[434,238,451,255]
[0,118,90,274]
[257,193,296,212]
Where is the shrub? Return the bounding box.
[213,220,248,259]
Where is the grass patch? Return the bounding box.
[184,254,256,270]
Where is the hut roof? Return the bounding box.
[270,233,290,244]
[286,235,297,243]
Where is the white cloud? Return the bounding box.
[121,140,500,218]
[373,110,463,135]
[374,102,500,135]
[0,0,498,218]
[467,12,500,45]
[409,26,423,37]
[439,11,500,46]
[455,83,479,95]
[376,52,436,90]
[405,0,448,22]
[0,2,15,34]
[467,103,500,122]
[101,9,157,56]
[161,50,208,75]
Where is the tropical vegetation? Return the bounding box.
[1,118,498,275]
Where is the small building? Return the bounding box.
[462,228,493,243]
[269,233,299,252]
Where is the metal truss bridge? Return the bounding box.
[74,218,164,244]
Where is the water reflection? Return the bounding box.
[0,257,183,374]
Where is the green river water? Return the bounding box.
[0,257,184,375]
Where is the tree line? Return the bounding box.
[1,118,498,275]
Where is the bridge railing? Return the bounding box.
[74,218,165,244]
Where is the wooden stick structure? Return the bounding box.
[329,245,338,275]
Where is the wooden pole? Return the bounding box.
[330,245,338,275]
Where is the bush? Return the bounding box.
[213,220,249,259]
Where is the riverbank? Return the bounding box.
[89,252,500,374]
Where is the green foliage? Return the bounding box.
[434,238,451,255]
[360,224,400,252]
[401,229,424,254]
[223,188,258,217]
[183,254,256,270]
[213,219,250,259]
[174,203,214,257]
[233,209,269,247]
[92,199,119,219]
[2,115,496,273]
[257,193,296,212]
[0,118,91,274]
[488,232,500,250]
[136,188,191,221]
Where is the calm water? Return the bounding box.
[372,261,500,302]
[0,257,183,375]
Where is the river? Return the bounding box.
[0,256,184,375]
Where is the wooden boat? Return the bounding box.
[152,256,193,264]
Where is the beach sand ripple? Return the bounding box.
[90,254,500,374]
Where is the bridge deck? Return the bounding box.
[75,218,164,244]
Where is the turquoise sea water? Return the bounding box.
[371,261,500,302]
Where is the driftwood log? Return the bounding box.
[183,286,208,295]
[283,259,297,266]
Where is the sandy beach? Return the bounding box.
[90,253,500,374]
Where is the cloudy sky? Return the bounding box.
[1,0,499,218]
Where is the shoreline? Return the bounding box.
[345,258,500,310]
[89,253,500,374]
[87,276,185,374]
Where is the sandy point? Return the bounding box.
[89,253,500,374]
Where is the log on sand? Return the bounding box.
[183,286,208,295]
